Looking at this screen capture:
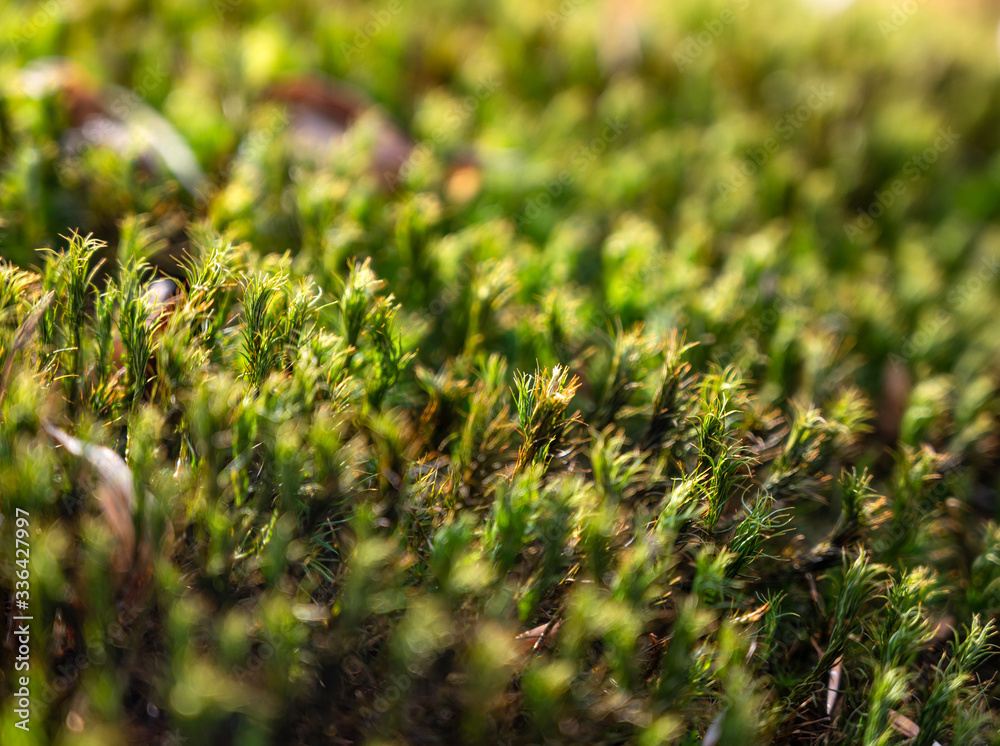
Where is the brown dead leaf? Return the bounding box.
[263,75,414,191]
[888,709,919,738]
[889,709,942,745]
[879,360,911,445]
[445,160,482,204]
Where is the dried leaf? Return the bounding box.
[826,656,843,715]
[515,619,562,656]
[889,710,919,738]
[0,290,53,403]
[888,709,942,745]
[702,711,724,746]
[43,422,136,576]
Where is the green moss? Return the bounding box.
[2,0,1000,743]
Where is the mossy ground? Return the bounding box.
[3,1,1000,744]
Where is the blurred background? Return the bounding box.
[3,0,1000,412]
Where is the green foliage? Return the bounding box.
[115,256,156,407]
[513,363,580,472]
[2,0,1000,744]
